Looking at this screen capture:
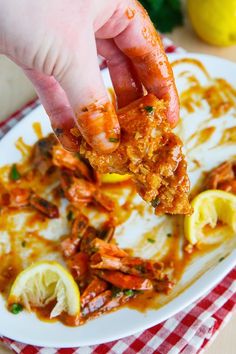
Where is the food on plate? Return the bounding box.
[8,261,80,320]
[0,186,59,219]
[61,221,173,325]
[7,217,173,326]
[204,161,236,194]
[77,94,192,215]
[1,133,174,326]
[1,57,236,330]
[184,189,236,245]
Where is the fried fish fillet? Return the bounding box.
[79,94,191,215]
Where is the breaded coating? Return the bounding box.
[79,94,191,215]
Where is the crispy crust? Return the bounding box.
[79,94,191,215]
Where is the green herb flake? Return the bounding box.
[10,303,23,315]
[219,257,225,263]
[67,210,74,221]
[109,137,119,143]
[124,289,135,297]
[167,233,172,238]
[21,240,26,247]
[10,164,21,181]
[147,238,155,244]
[151,197,160,208]
[144,106,154,113]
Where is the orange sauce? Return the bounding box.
[126,7,136,19]
[172,58,210,79]
[175,59,236,118]
[204,79,236,118]
[219,126,236,144]
[187,127,216,151]
[15,137,32,159]
[108,87,117,108]
[32,122,43,139]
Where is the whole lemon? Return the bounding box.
[187,0,236,46]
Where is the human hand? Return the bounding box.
[0,0,179,152]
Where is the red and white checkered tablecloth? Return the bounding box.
[0,38,235,354]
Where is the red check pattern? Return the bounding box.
[0,38,235,354]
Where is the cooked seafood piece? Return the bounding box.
[77,94,191,215]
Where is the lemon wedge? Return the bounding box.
[187,0,236,46]
[101,173,131,183]
[184,190,236,245]
[8,261,80,318]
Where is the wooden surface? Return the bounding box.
[0,20,235,354]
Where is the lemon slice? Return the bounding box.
[184,190,236,245]
[101,173,131,183]
[8,261,80,318]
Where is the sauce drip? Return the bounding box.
[32,122,43,139]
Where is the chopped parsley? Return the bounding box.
[144,106,154,113]
[10,303,23,315]
[67,210,74,221]
[124,289,135,297]
[109,137,119,143]
[167,233,172,238]
[219,257,225,263]
[10,164,21,181]
[147,238,155,244]
[151,197,160,208]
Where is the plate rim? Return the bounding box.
[0,52,236,348]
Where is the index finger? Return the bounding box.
[115,0,179,126]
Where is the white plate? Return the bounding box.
[0,53,236,348]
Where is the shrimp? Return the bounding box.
[96,270,153,290]
[80,226,99,253]
[60,169,115,211]
[61,213,89,257]
[52,144,94,181]
[3,188,59,218]
[205,161,236,194]
[81,290,112,317]
[31,134,57,174]
[80,277,108,308]
[94,292,132,317]
[91,253,164,280]
[8,188,31,208]
[66,252,89,284]
[89,238,128,258]
[30,195,59,219]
